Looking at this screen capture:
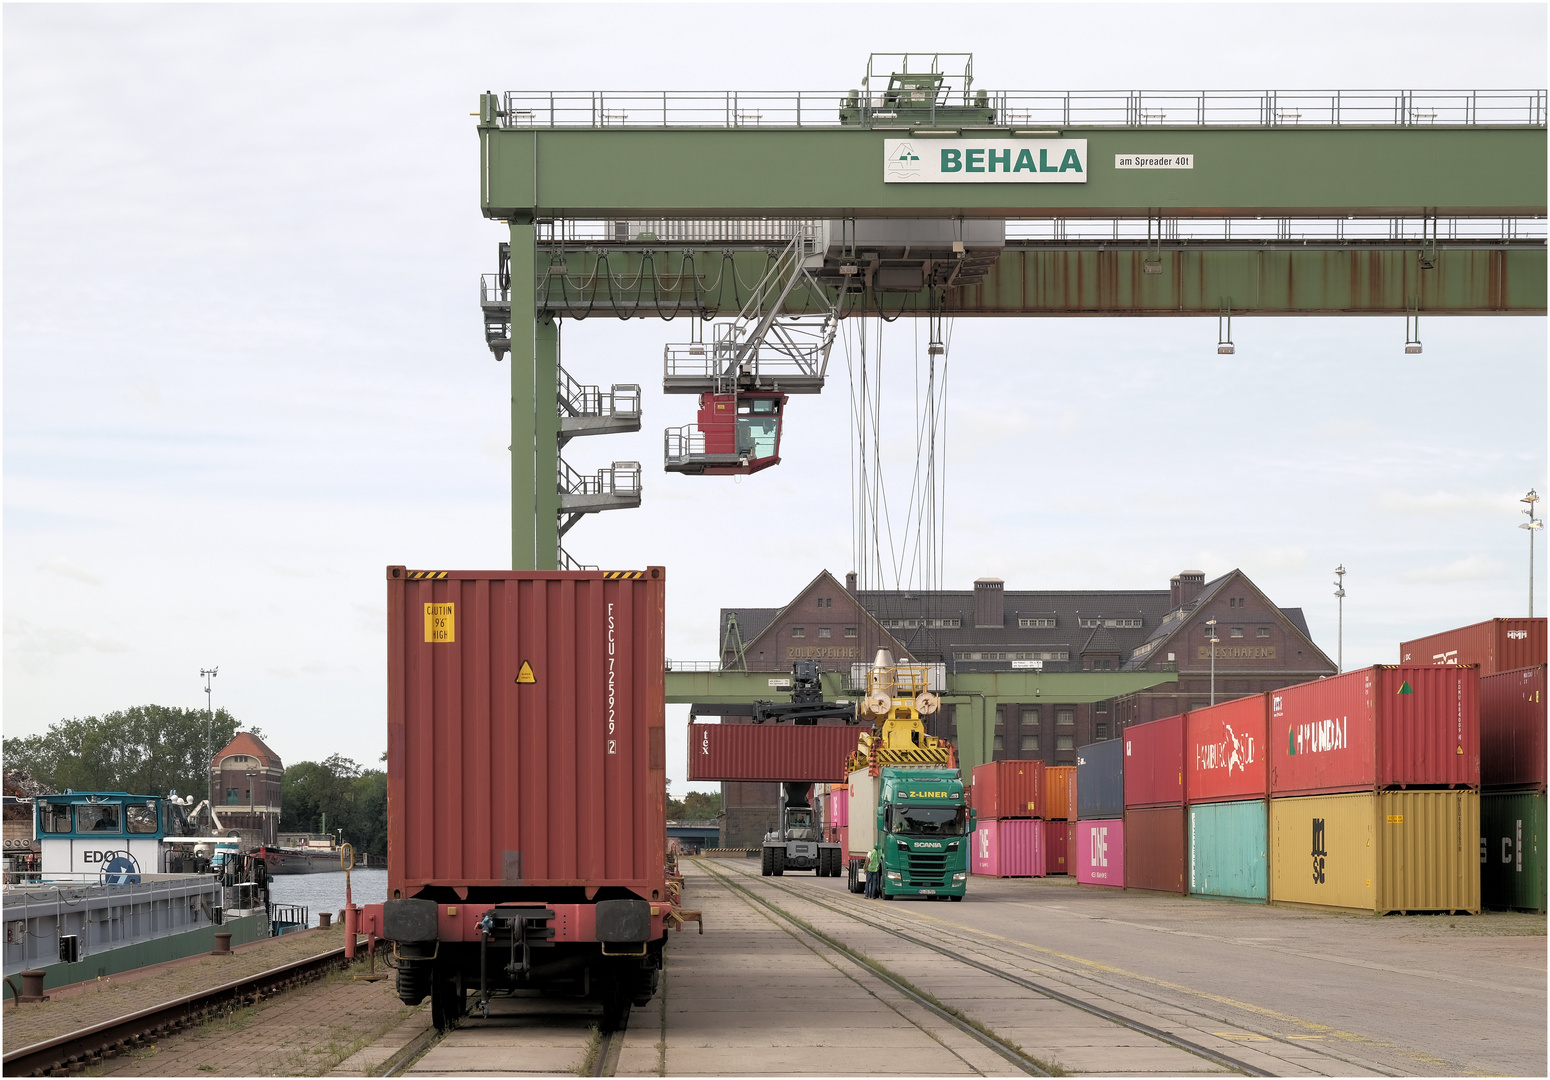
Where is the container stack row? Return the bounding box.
[1076,738,1123,888]
[970,761,1049,878]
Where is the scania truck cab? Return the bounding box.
[847,766,973,900]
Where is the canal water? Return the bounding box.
[267,867,387,924]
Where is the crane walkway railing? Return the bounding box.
[500,89,1547,129]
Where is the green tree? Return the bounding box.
[279,757,387,858]
[666,790,721,820]
[2,706,241,800]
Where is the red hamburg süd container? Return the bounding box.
[1400,618,1547,675]
[1124,805,1186,894]
[971,818,1044,877]
[386,566,666,899]
[1077,819,1124,887]
[1269,665,1480,798]
[971,760,1045,819]
[687,723,857,783]
[1043,766,1077,820]
[1043,819,1075,875]
[1124,713,1185,808]
[1481,665,1547,791]
[1186,695,1268,804]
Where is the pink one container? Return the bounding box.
[1077,819,1126,888]
[970,818,1045,878]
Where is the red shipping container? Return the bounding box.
[1269,666,1480,798]
[386,566,666,898]
[1044,766,1077,820]
[1187,695,1268,804]
[1481,665,1547,790]
[686,723,857,782]
[1043,819,1075,875]
[1124,714,1185,808]
[830,784,850,827]
[1077,819,1124,887]
[1400,618,1547,675]
[971,818,1044,877]
[1125,805,1186,894]
[972,760,1045,818]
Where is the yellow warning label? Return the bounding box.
[1386,814,1404,824]
[516,661,536,684]
[424,603,454,643]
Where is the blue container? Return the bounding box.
[1077,739,1124,820]
[1188,799,1267,901]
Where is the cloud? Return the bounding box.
[1403,556,1507,583]
[1379,490,1524,519]
[5,618,131,659]
[36,559,105,585]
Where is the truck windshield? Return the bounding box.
[785,808,814,839]
[891,805,968,836]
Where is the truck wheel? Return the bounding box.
[950,895,963,902]
[772,848,785,876]
[848,860,863,893]
[761,847,773,876]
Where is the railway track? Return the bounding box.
[701,858,1395,1078]
[1,942,365,1078]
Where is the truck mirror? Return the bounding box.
[969,809,977,829]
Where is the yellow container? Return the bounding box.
[1270,790,1479,914]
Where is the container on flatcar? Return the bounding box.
[1189,799,1267,902]
[1268,666,1480,798]
[971,818,1044,878]
[971,760,1045,819]
[1077,739,1123,820]
[1043,766,1076,820]
[1481,665,1547,791]
[373,566,669,1033]
[1124,714,1185,808]
[1124,805,1186,894]
[1186,695,1268,804]
[1077,819,1124,887]
[687,722,857,783]
[1400,617,1546,675]
[1480,789,1546,913]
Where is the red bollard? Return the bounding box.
[342,844,356,959]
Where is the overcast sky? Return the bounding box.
[5,3,1545,795]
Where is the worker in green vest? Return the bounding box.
[864,843,883,899]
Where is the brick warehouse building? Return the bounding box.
[711,568,1335,845]
[209,731,283,847]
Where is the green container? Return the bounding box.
[1189,799,1268,902]
[1481,789,1547,913]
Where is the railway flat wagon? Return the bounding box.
[369,566,670,1032]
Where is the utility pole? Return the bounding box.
[1521,490,1542,618]
[1206,618,1219,706]
[1333,565,1346,674]
[200,667,218,804]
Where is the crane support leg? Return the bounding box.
[509,220,560,570]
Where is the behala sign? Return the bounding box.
[885,139,1088,183]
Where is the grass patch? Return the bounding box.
[575,1023,603,1076]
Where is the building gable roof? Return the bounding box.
[738,569,908,669]
[1123,568,1334,672]
[212,731,283,770]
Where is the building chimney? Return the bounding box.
[845,571,857,594]
[1173,570,1206,608]
[974,577,1005,628]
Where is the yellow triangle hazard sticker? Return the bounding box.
[516,661,536,685]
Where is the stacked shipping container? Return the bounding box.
[1076,739,1123,888]
[970,761,1045,877]
[1043,766,1076,876]
[1123,715,1186,894]
[1186,695,1269,902]
[1479,664,1547,913]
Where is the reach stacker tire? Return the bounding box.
[761,847,774,876]
[772,848,786,876]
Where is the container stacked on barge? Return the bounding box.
[1043,766,1076,875]
[1267,665,1481,914]
[1122,715,1187,894]
[1076,739,1124,888]
[969,761,1044,878]
[366,566,672,1032]
[1186,696,1270,902]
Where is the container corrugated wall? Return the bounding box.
[1480,789,1547,913]
[386,566,666,898]
[1268,665,1480,797]
[1269,791,1479,913]
[1186,696,1268,804]
[1043,766,1076,820]
[1189,800,1267,901]
[1044,819,1074,875]
[1480,665,1547,791]
[1400,617,1547,674]
[1124,805,1186,894]
[687,723,858,782]
[971,818,1044,877]
[1077,819,1124,887]
[1077,739,1123,820]
[971,760,1045,819]
[1124,715,1185,808]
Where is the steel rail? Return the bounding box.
[2,939,365,1077]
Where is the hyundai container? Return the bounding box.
[1189,799,1268,902]
[1400,617,1546,674]
[1480,665,1546,791]
[1124,714,1185,808]
[372,566,669,1033]
[1269,790,1480,914]
[1268,666,1480,798]
[1480,789,1546,913]
[971,818,1044,878]
[687,722,859,782]
[1044,766,1076,820]
[1077,739,1123,820]
[1124,805,1186,894]
[1187,695,1268,804]
[971,760,1045,819]
[1043,819,1074,875]
[1077,819,1124,887]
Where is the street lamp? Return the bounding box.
[1521,490,1542,618]
[1206,618,1219,706]
[200,667,219,801]
[1333,565,1346,675]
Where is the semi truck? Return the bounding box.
[761,781,844,877]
